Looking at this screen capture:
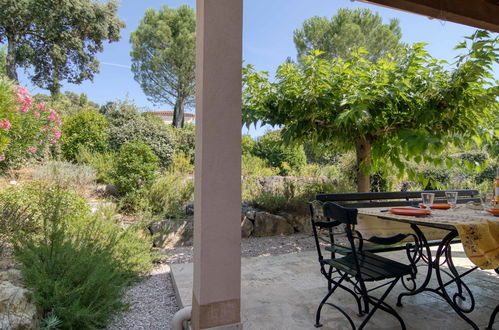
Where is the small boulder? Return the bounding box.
[0,281,39,330]
[153,218,193,248]
[241,217,254,238]
[185,201,194,216]
[253,212,294,237]
[149,219,173,235]
[281,213,310,233]
[105,184,119,197]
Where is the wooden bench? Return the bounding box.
[315,190,479,253]
[316,189,480,208]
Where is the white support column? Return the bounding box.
[192,0,243,329]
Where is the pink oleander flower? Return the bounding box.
[34,111,40,118]
[55,120,62,127]
[28,146,37,153]
[23,95,32,107]
[38,140,43,145]
[50,139,57,144]
[0,155,5,162]
[20,106,29,113]
[48,113,57,121]
[43,125,49,132]
[3,120,11,130]
[0,122,3,129]
[53,131,61,138]
[37,103,46,111]
[15,86,29,97]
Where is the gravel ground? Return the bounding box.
[107,233,316,330]
[106,265,178,330]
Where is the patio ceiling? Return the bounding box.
[359,0,499,32]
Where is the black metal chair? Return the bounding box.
[310,201,412,329]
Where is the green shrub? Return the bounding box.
[170,151,194,174]
[32,161,96,189]
[459,151,488,165]
[112,141,159,195]
[250,179,301,213]
[252,191,288,213]
[474,162,498,184]
[60,110,108,162]
[1,183,90,227]
[242,154,279,177]
[33,91,100,120]
[147,173,194,217]
[171,123,195,164]
[303,141,340,166]
[299,181,344,201]
[252,130,307,175]
[105,101,175,168]
[11,185,152,329]
[242,134,255,156]
[0,202,37,252]
[77,147,116,184]
[411,163,452,190]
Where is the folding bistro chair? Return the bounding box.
[309,201,412,329]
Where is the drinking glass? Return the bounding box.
[480,192,494,210]
[445,191,458,210]
[421,193,435,210]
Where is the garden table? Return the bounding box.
[358,207,499,330]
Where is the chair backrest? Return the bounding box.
[322,201,358,225]
[309,201,361,274]
[323,202,363,276]
[309,200,340,262]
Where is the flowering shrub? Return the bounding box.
[0,79,61,168]
[0,77,16,156]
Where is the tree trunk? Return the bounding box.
[49,67,61,97]
[355,137,372,192]
[6,34,18,82]
[173,98,185,128]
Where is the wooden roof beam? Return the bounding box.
[357,0,499,32]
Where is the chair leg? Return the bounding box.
[487,304,498,330]
[357,279,370,315]
[327,265,333,291]
[358,278,405,330]
[369,295,407,330]
[316,273,347,328]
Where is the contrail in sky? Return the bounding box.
[101,61,131,69]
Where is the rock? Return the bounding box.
[241,202,258,220]
[241,217,254,238]
[185,201,194,216]
[105,184,119,197]
[252,212,294,237]
[245,210,257,221]
[153,218,193,248]
[281,213,310,233]
[0,269,22,286]
[149,219,173,235]
[0,280,39,330]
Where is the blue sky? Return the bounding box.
[15,0,497,136]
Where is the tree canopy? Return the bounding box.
[0,0,125,94]
[293,8,402,62]
[243,31,499,192]
[130,5,195,128]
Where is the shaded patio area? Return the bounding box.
[171,243,498,329]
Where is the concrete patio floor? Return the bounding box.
[171,244,498,330]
